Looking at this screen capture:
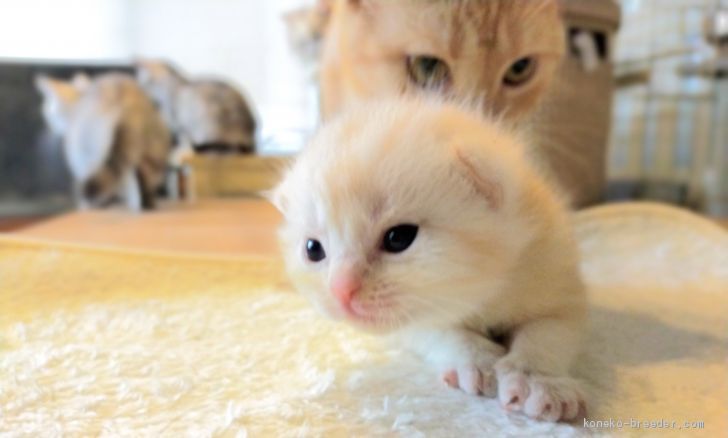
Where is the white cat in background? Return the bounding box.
[273,98,588,422]
[36,73,170,211]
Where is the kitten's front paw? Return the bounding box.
[495,365,585,422]
[499,372,585,422]
[440,342,505,397]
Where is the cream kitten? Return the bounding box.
[273,98,587,422]
[36,73,170,211]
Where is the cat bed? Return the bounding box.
[1,202,726,436]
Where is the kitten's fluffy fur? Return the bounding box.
[36,73,170,211]
[273,98,587,422]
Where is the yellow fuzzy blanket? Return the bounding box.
[1,203,726,437]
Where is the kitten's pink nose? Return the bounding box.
[331,273,362,311]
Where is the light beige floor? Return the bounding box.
[8,199,728,259]
[1,202,726,436]
[10,198,282,257]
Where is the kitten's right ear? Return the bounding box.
[453,147,504,211]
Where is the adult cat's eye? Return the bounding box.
[406,55,451,89]
[382,224,419,253]
[306,239,326,262]
[503,57,537,87]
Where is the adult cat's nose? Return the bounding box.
[331,272,362,313]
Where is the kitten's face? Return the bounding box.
[322,0,564,121]
[275,100,533,333]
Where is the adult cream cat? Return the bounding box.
[273,98,587,422]
[36,73,170,210]
[319,0,603,207]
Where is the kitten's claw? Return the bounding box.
[440,345,502,397]
[496,368,586,422]
[441,364,497,396]
[442,369,459,388]
[499,371,529,411]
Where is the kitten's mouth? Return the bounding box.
[339,296,397,327]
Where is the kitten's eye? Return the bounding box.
[306,239,326,262]
[382,224,419,253]
[406,55,451,89]
[503,57,537,87]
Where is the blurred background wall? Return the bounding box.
[0,0,316,142]
[0,0,316,218]
[0,0,132,60]
[610,0,727,215]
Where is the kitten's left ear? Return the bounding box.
[453,148,504,211]
[264,183,289,215]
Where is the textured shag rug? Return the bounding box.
[1,202,726,437]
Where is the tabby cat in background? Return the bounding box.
[312,0,601,207]
[35,73,170,211]
[136,60,257,157]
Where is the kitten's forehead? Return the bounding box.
[285,181,384,261]
[295,102,454,231]
[305,163,390,237]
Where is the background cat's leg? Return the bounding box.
[72,181,90,210]
[399,327,506,396]
[135,165,158,210]
[167,135,195,203]
[494,315,586,421]
[170,134,195,167]
[120,168,142,212]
